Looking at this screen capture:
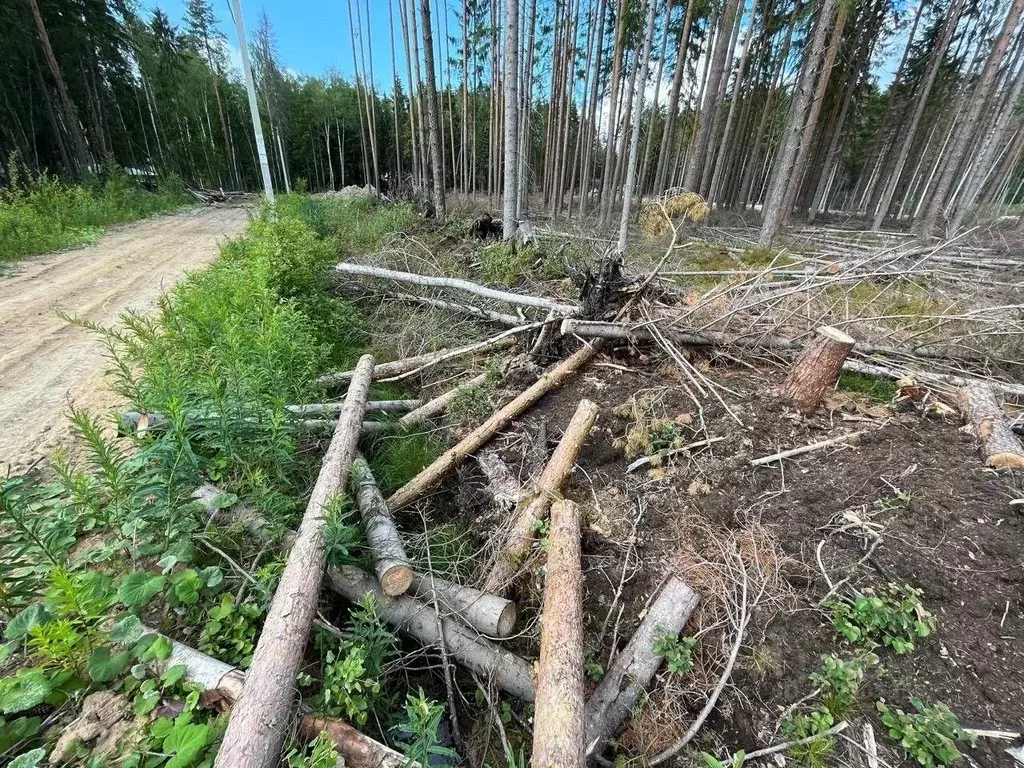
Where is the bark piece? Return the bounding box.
[327,566,536,701]
[333,261,580,315]
[779,326,856,414]
[409,574,518,638]
[352,454,414,596]
[583,576,700,757]
[483,399,600,595]
[387,344,602,512]
[958,383,1024,469]
[532,499,585,768]
[214,354,376,768]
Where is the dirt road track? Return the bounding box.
[0,206,249,474]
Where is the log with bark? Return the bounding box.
[158,632,411,768]
[958,383,1024,469]
[387,343,603,512]
[334,261,580,315]
[482,399,600,595]
[352,455,414,596]
[583,576,700,757]
[779,326,856,414]
[214,354,376,768]
[409,574,517,638]
[532,499,585,768]
[327,566,536,701]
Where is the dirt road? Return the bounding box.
[0,206,249,474]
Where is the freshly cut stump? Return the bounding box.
[532,499,585,768]
[958,383,1024,469]
[779,326,855,414]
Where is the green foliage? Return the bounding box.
[781,708,837,767]
[280,195,418,253]
[479,241,535,285]
[284,731,341,768]
[392,689,458,767]
[322,494,363,569]
[406,522,477,579]
[653,633,697,675]
[809,653,877,718]
[701,751,746,768]
[199,594,263,668]
[876,698,977,768]
[312,644,380,725]
[837,371,898,402]
[448,384,493,424]
[826,583,935,654]
[0,165,186,262]
[739,248,794,267]
[367,433,444,496]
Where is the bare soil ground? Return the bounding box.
[388,338,1024,766]
[0,205,249,474]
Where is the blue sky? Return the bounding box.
[143,0,440,84]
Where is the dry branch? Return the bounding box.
[327,566,536,701]
[393,291,522,326]
[958,383,1024,469]
[625,436,726,473]
[583,576,700,757]
[214,354,375,768]
[387,343,603,511]
[334,261,580,315]
[352,455,414,596]
[361,372,492,435]
[750,430,869,466]
[408,574,517,638]
[483,399,600,595]
[779,326,856,414]
[317,338,516,389]
[532,499,585,768]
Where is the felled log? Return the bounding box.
[409,574,517,638]
[158,632,410,768]
[387,343,603,512]
[334,261,580,315]
[361,372,492,435]
[958,383,1024,469]
[532,500,585,768]
[214,354,376,768]
[318,338,515,389]
[483,399,600,595]
[327,566,536,701]
[583,576,700,757]
[843,359,1024,398]
[393,291,522,326]
[288,400,421,417]
[779,326,856,414]
[352,455,413,596]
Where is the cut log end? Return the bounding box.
[496,601,518,638]
[986,452,1024,470]
[959,383,1024,470]
[380,565,415,597]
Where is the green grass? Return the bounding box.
[366,432,445,496]
[740,248,795,267]
[837,371,898,402]
[278,194,419,253]
[0,165,188,262]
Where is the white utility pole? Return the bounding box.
[230,0,275,205]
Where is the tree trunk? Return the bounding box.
[483,399,600,595]
[654,0,697,195]
[871,0,965,230]
[915,0,1024,236]
[531,499,585,768]
[958,384,1024,469]
[327,566,536,700]
[583,576,700,756]
[213,355,376,768]
[420,0,446,216]
[27,0,91,169]
[352,455,414,596]
[757,0,839,245]
[387,344,602,511]
[502,0,520,236]
[616,0,657,253]
[409,574,518,637]
[778,326,855,415]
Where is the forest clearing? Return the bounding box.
[3,0,1024,765]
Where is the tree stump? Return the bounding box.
[532,499,585,768]
[958,383,1024,469]
[779,326,856,414]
